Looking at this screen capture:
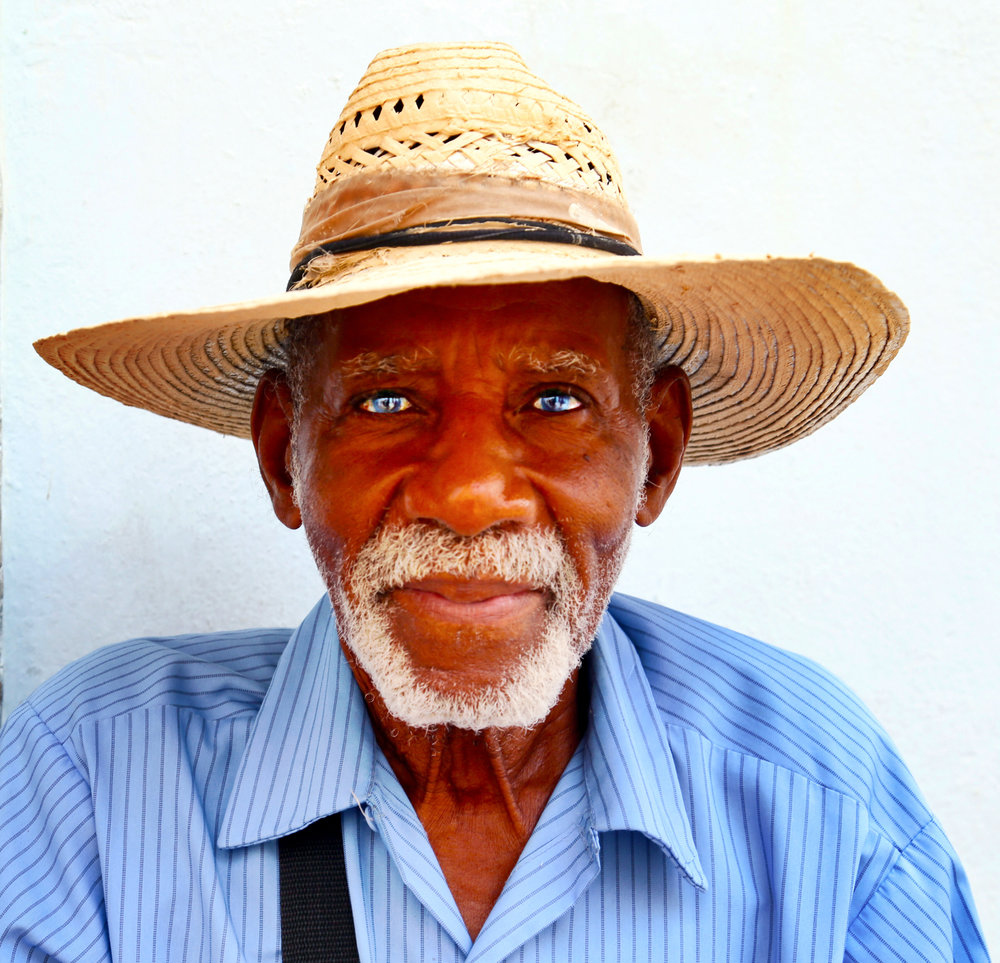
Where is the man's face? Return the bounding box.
[257,279,688,729]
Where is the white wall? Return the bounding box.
[2,0,997,947]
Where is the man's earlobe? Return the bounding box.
[251,370,302,530]
[636,365,692,527]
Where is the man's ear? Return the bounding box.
[251,370,302,530]
[636,365,692,527]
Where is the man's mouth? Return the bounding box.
[387,576,547,623]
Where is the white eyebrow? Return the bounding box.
[339,347,436,378]
[503,347,600,377]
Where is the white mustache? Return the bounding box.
[346,523,573,599]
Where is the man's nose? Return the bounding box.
[400,401,540,536]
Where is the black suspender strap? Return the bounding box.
[278,811,361,962]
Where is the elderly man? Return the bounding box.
[0,42,989,962]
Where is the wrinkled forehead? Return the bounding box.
[318,279,635,362]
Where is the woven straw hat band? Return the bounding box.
[290,42,637,281]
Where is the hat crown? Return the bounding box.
[310,41,626,202]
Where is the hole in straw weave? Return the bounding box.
[393,99,404,113]
[415,94,424,108]
[353,111,362,128]
[339,121,346,134]
[373,105,382,121]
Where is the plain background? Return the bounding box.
[1,0,997,949]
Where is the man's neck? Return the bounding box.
[345,647,584,939]
[375,678,583,831]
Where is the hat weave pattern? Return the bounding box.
[313,43,622,199]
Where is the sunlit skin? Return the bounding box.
[252,279,692,938]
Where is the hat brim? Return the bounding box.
[33,241,908,465]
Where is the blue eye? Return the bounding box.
[533,389,582,413]
[359,392,412,414]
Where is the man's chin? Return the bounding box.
[367,649,587,732]
[336,594,589,731]
[375,667,581,732]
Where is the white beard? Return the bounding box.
[308,523,631,731]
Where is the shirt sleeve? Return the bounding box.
[845,820,991,963]
[0,702,113,962]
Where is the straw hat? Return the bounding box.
[34,41,908,464]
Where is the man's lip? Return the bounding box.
[399,576,539,602]
[387,577,546,621]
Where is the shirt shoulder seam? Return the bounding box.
[846,816,937,928]
[21,698,90,784]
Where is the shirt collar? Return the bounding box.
[218,595,377,849]
[583,606,707,889]
[218,593,707,891]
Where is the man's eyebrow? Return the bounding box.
[503,347,601,377]
[339,347,436,377]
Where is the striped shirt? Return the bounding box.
[0,593,989,962]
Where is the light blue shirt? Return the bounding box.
[0,593,989,962]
